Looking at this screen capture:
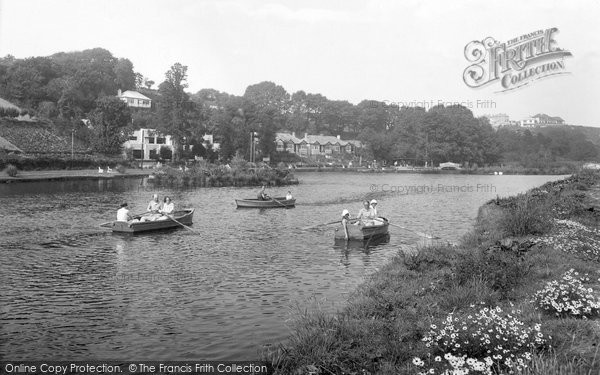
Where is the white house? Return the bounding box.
[124,128,173,160]
[117,89,152,109]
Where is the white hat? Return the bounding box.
[341,209,349,217]
[370,199,378,204]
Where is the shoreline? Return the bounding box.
[0,168,150,183]
[267,170,600,374]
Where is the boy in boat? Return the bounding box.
[285,191,293,200]
[356,200,373,226]
[257,186,270,201]
[117,203,132,222]
[157,196,175,220]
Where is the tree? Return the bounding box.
[88,96,132,154]
[156,63,194,160]
[114,58,136,90]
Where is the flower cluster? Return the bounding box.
[413,304,546,374]
[537,219,600,261]
[532,269,600,318]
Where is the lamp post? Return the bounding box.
[71,128,74,169]
[140,129,144,169]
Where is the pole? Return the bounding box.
[71,129,74,169]
[140,129,144,169]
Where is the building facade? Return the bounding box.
[117,89,152,109]
[124,128,173,160]
[275,132,362,158]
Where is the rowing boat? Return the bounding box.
[101,209,194,233]
[334,217,389,240]
[235,197,295,208]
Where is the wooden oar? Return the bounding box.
[302,218,360,231]
[269,197,287,207]
[165,213,195,232]
[372,217,439,239]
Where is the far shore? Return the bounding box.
[0,168,150,183]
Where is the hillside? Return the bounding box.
[0,118,88,154]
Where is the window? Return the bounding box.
[146,137,155,144]
[132,150,142,159]
[156,137,166,144]
[129,136,137,141]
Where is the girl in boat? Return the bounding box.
[356,200,373,226]
[341,209,351,240]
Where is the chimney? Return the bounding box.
[292,131,296,138]
[336,135,341,140]
[117,89,122,97]
[304,132,308,139]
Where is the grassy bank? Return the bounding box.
[266,171,600,374]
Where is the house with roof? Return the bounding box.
[275,132,362,158]
[117,89,152,109]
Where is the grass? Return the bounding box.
[265,170,600,374]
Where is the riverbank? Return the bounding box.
[266,170,600,374]
[0,168,150,183]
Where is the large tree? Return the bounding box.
[88,96,132,154]
[156,63,195,159]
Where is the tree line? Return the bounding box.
[0,48,598,166]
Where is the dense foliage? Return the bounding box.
[1,48,599,165]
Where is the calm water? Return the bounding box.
[0,172,565,360]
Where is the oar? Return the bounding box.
[165,213,195,232]
[302,218,359,231]
[269,197,287,207]
[373,218,439,239]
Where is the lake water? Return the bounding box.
[0,172,565,360]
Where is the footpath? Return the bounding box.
[0,168,150,183]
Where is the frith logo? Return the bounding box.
[463,28,572,92]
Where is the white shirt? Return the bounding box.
[286,193,293,200]
[161,202,175,214]
[117,207,130,222]
[147,200,161,212]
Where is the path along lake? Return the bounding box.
[0,172,565,360]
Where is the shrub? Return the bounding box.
[499,194,552,236]
[5,164,18,177]
[531,269,600,318]
[115,164,127,174]
[453,249,533,299]
[413,304,547,374]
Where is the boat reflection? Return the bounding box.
[334,233,391,266]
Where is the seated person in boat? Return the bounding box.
[285,191,293,200]
[369,199,384,226]
[257,186,270,201]
[341,209,351,240]
[356,200,373,226]
[157,196,175,220]
[116,203,132,222]
[141,194,163,221]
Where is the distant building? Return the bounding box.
[123,128,173,160]
[484,113,510,128]
[202,134,220,151]
[521,114,565,127]
[275,132,361,158]
[117,89,152,109]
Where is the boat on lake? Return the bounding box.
[235,197,295,208]
[334,217,389,240]
[101,209,194,233]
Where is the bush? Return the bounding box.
[453,249,533,299]
[500,194,552,236]
[532,269,600,318]
[413,304,548,374]
[115,164,127,174]
[5,164,18,177]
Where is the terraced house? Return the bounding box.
[275,132,362,158]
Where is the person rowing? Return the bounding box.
[257,185,270,201]
[116,203,132,222]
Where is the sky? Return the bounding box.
[0,0,599,126]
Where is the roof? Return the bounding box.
[275,132,302,143]
[303,135,348,146]
[0,97,20,111]
[0,135,22,153]
[118,90,151,101]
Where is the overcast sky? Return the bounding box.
[0,0,599,126]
